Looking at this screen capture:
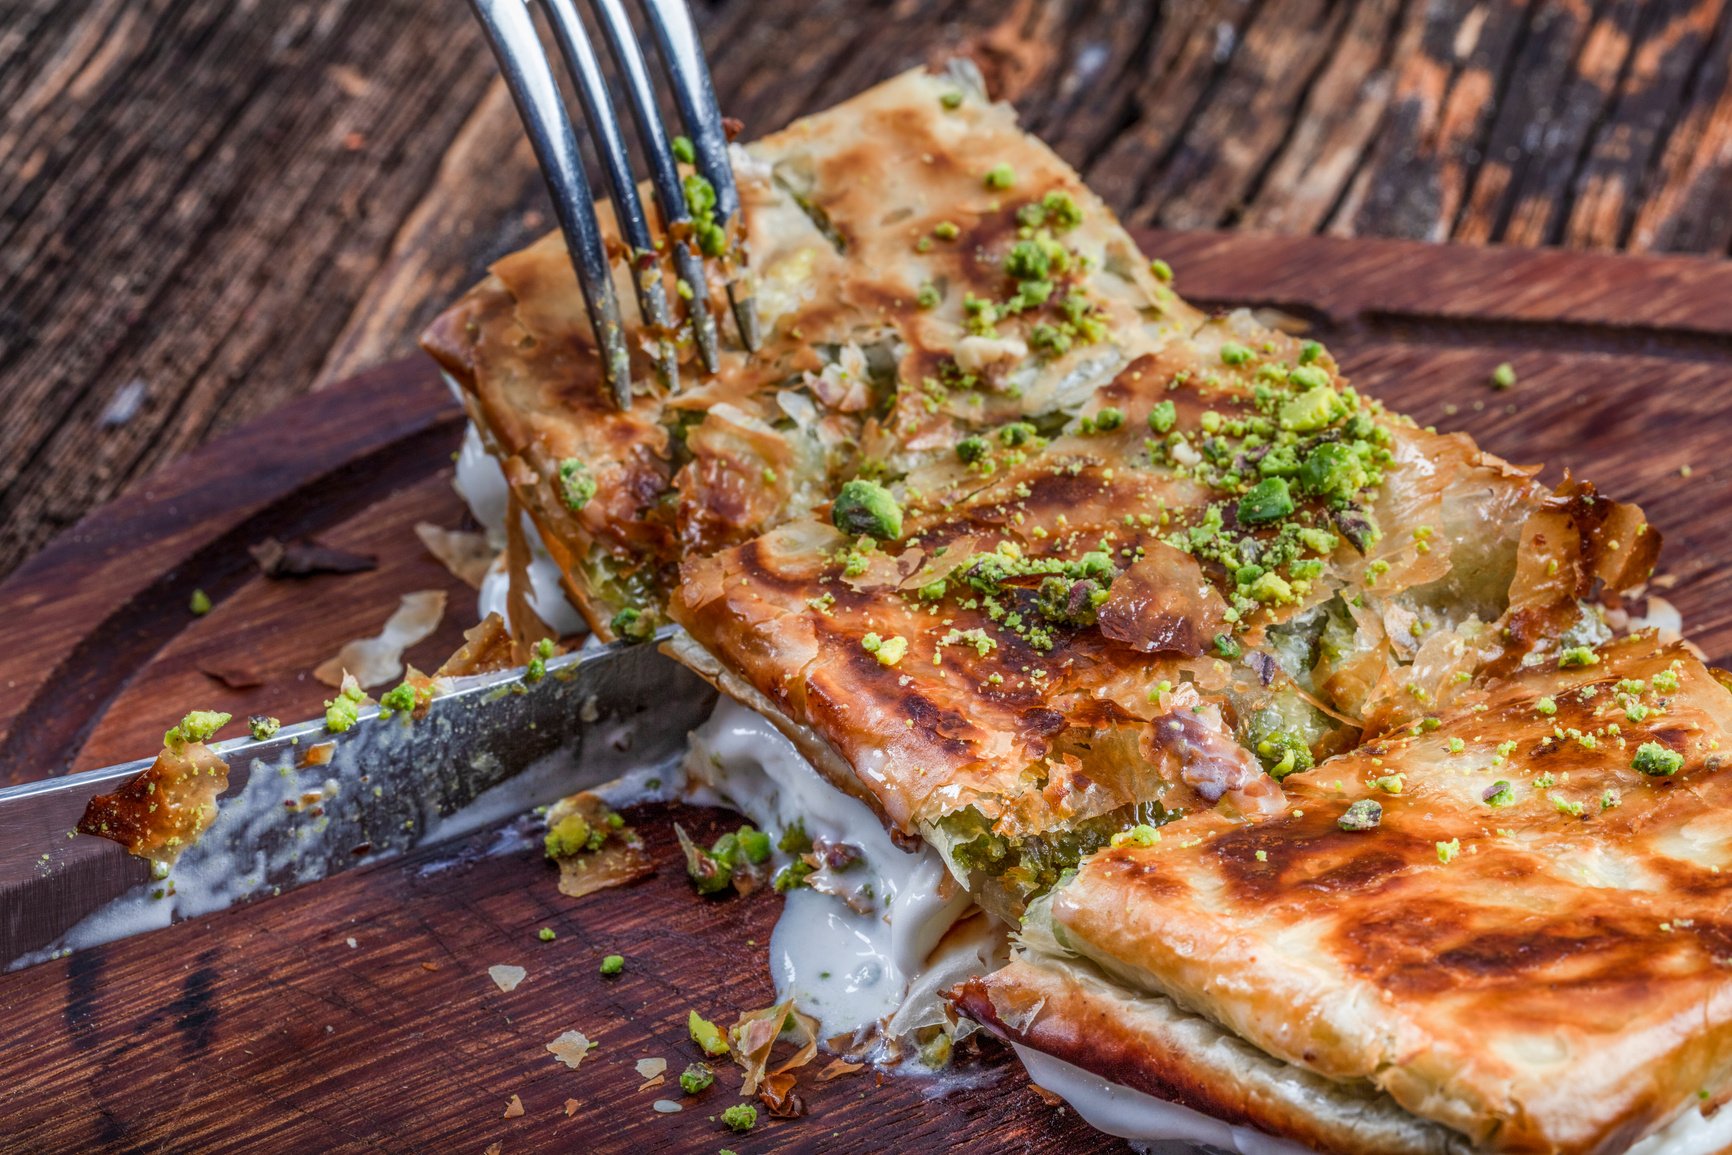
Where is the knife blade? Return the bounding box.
[0,637,715,969]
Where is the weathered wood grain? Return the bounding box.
[1,232,1731,1153]
[1562,0,1732,248]
[3,0,1731,585]
[0,802,1118,1154]
[1628,4,1732,252]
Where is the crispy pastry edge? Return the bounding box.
[950,952,1475,1155]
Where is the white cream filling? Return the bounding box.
[684,698,983,1051]
[1014,1044,1732,1155]
[1628,1101,1732,1155]
[1014,1045,1311,1155]
[452,422,587,638]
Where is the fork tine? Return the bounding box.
[539,0,680,392]
[637,0,761,351]
[588,0,722,375]
[469,0,633,409]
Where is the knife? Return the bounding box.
[0,637,716,969]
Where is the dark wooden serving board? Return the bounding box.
[2,231,1731,1154]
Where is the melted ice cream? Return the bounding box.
[685,699,984,1049]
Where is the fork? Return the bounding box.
[469,0,760,409]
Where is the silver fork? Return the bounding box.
[469,0,760,410]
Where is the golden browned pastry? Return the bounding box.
[424,63,1730,1154]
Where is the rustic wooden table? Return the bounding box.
[2,0,1730,583]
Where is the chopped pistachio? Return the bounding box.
[1149,258,1173,283]
[379,681,420,714]
[688,1011,730,1057]
[1535,696,1557,716]
[1483,780,1516,807]
[1236,477,1295,526]
[916,282,941,309]
[323,682,367,733]
[671,135,696,164]
[1040,191,1083,229]
[557,458,597,512]
[1557,646,1600,668]
[1219,342,1254,366]
[1110,824,1160,848]
[1297,442,1367,505]
[1089,407,1124,432]
[246,714,280,741]
[720,1103,757,1132]
[611,606,655,643]
[1436,838,1461,864]
[1491,362,1517,390]
[545,812,594,859]
[1256,729,1314,779]
[1338,799,1382,832]
[831,479,903,541]
[677,825,733,894]
[684,172,727,255]
[1633,742,1684,777]
[778,820,812,854]
[735,825,772,865]
[860,632,908,666]
[982,163,1015,189]
[932,221,960,241]
[1148,399,1178,434]
[1278,384,1341,433]
[680,1061,715,1094]
[189,588,212,616]
[939,90,964,110]
[599,953,624,976]
[165,710,232,752]
[773,860,814,891]
[1245,570,1293,604]
[538,927,556,943]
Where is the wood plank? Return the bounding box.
[0,803,1115,1154]
[2,232,1732,1153]
[1493,0,1643,246]
[1452,0,1608,246]
[1628,9,1732,253]
[1236,0,1408,235]
[0,360,461,785]
[1137,0,1351,231]
[1563,0,1732,248]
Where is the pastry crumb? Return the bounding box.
[547,1030,594,1069]
[488,965,527,993]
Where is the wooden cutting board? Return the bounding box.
[2,231,1731,1154]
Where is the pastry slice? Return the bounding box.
[951,950,1473,1155]
[670,310,1657,918]
[1023,633,1732,1152]
[422,65,1198,641]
